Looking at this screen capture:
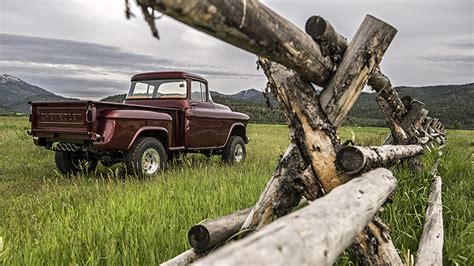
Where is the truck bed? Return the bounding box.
[30,100,180,144]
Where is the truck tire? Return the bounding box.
[222,136,246,164]
[55,151,98,175]
[124,137,167,177]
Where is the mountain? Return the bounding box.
[210,84,474,129]
[0,74,69,113]
[97,83,474,129]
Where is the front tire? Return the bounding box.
[55,151,98,175]
[123,137,167,177]
[222,136,246,164]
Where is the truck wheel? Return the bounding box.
[124,137,167,177]
[55,151,98,175]
[222,136,246,164]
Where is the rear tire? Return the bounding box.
[222,136,246,164]
[55,151,98,175]
[123,137,167,177]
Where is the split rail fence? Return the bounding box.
[131,0,446,265]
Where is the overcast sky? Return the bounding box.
[0,0,472,99]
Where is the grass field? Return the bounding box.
[0,116,472,265]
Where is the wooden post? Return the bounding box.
[240,143,322,231]
[305,15,347,61]
[336,145,425,174]
[138,0,333,86]
[188,208,252,251]
[194,168,397,266]
[319,15,397,127]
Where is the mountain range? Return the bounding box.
[0,74,70,113]
[2,74,473,129]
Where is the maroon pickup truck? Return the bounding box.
[28,71,249,177]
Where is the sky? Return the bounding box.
[0,0,472,100]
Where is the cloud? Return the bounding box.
[0,33,262,99]
[418,54,474,64]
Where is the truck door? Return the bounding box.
[186,80,226,149]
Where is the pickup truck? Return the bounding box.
[28,71,249,177]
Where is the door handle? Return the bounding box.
[190,102,198,107]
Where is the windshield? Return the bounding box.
[128,79,187,99]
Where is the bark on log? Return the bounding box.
[336,145,425,174]
[258,58,346,191]
[368,69,406,117]
[257,59,401,265]
[416,155,443,265]
[188,208,252,251]
[319,15,397,127]
[160,249,202,266]
[193,168,398,266]
[137,0,333,86]
[305,15,347,60]
[240,143,323,231]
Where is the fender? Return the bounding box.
[127,126,169,150]
[222,122,247,147]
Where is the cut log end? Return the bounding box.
[335,146,366,174]
[305,15,327,41]
[188,225,211,252]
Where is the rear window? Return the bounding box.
[128,79,187,99]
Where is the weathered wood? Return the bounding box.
[137,0,333,86]
[160,249,202,266]
[240,143,323,231]
[188,208,252,251]
[258,59,401,265]
[336,145,425,174]
[368,70,407,116]
[194,168,397,266]
[319,15,397,127]
[305,15,347,61]
[258,58,346,191]
[416,155,444,265]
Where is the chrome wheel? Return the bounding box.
[234,144,244,163]
[141,148,160,175]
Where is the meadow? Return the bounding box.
[0,116,472,265]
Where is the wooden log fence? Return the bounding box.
[131,1,446,265]
[194,168,397,266]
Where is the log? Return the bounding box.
[336,145,425,174]
[258,58,346,191]
[160,249,202,266]
[137,0,333,86]
[305,15,347,60]
[188,208,252,252]
[368,70,407,116]
[416,155,443,265]
[319,15,397,127]
[240,143,322,231]
[258,59,401,265]
[193,168,398,266]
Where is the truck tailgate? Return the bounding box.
[31,101,92,140]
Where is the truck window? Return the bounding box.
[191,81,207,101]
[128,79,186,99]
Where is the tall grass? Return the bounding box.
[0,117,472,264]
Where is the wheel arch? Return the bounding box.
[224,123,248,146]
[128,127,169,150]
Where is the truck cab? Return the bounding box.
[29,71,249,177]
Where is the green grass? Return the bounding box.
[0,117,472,265]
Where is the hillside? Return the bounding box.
[0,74,69,113]
[100,84,474,129]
